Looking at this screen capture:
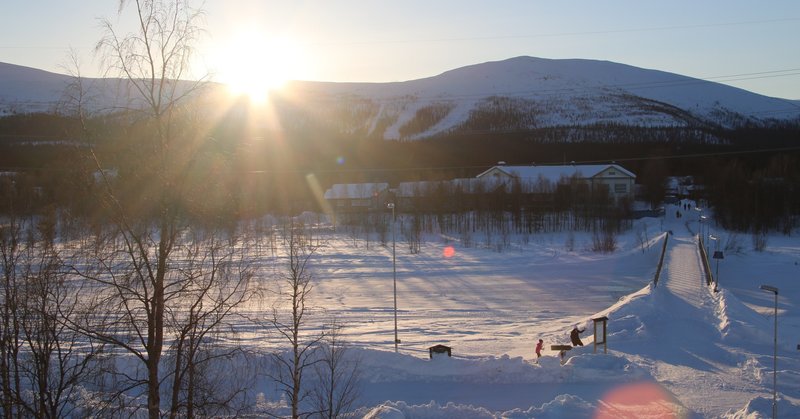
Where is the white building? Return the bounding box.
[475,163,636,202]
[322,183,389,212]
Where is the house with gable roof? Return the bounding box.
[323,182,390,213]
[476,163,636,202]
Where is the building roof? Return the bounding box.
[476,164,635,183]
[323,183,388,200]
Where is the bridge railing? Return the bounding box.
[698,235,714,287]
[653,232,669,287]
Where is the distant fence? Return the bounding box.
[653,232,670,287]
[698,235,713,287]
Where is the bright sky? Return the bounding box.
[3,1,800,99]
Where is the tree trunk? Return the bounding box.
[148,232,168,419]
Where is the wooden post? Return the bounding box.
[550,345,572,365]
[592,316,608,354]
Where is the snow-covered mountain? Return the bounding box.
[0,62,75,115]
[291,56,800,139]
[2,57,799,139]
[0,62,193,116]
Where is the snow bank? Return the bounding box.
[355,347,651,386]
[359,396,596,419]
[363,404,407,419]
[723,396,794,419]
[715,288,774,344]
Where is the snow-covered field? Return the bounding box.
[246,203,800,418]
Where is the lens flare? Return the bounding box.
[594,381,686,419]
[443,246,456,258]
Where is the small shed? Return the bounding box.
[428,344,452,359]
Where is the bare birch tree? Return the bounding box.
[0,201,101,418]
[17,240,100,419]
[310,321,361,419]
[65,1,257,417]
[0,199,24,417]
[266,222,323,418]
[164,231,255,418]
[91,0,202,411]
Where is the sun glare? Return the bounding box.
[215,29,303,102]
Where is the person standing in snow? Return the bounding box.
[570,326,585,347]
[535,339,543,363]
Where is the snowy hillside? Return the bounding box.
[2,57,799,139]
[0,62,198,116]
[288,57,800,139]
[241,203,800,418]
[0,62,74,115]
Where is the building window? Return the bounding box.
[608,170,616,175]
[614,183,627,193]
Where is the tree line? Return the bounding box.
[1,1,359,417]
[702,154,800,234]
[334,176,631,255]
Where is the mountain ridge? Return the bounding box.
[1,57,799,140]
[300,56,799,139]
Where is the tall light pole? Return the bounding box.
[709,235,723,292]
[760,284,778,419]
[700,215,707,252]
[387,202,398,352]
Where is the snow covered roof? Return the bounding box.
[477,164,635,183]
[323,183,388,200]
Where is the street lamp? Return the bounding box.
[700,215,707,252]
[708,235,724,292]
[387,202,398,352]
[760,284,778,419]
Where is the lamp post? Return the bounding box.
[387,202,398,352]
[708,235,723,292]
[694,207,708,255]
[700,215,707,252]
[760,284,778,419]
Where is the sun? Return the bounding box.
[214,29,303,102]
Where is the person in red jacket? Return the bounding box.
[535,339,544,363]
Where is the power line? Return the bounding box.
[241,146,800,175]
[312,17,800,46]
